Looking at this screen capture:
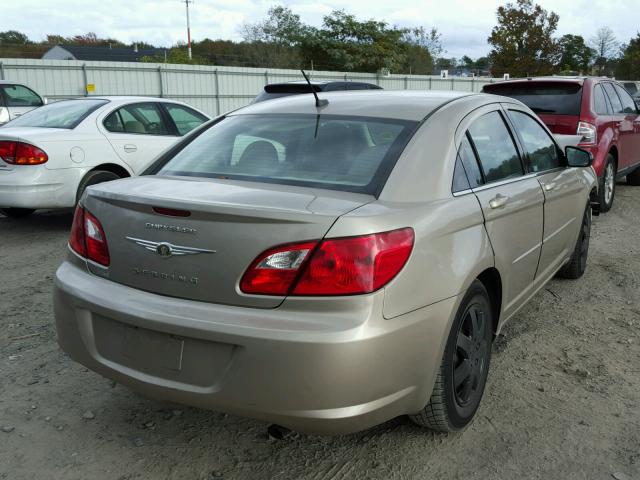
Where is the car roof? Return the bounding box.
[235,90,479,121]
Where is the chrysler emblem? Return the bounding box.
[126,237,216,258]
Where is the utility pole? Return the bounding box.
[182,0,193,60]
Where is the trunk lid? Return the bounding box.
[82,176,373,308]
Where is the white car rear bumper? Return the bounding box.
[0,166,86,209]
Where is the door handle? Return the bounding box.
[124,144,137,153]
[543,182,556,191]
[489,194,509,209]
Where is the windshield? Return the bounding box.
[4,99,109,129]
[484,82,583,115]
[154,114,418,195]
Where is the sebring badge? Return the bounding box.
[126,237,216,258]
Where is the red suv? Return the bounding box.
[483,78,640,211]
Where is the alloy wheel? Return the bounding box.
[604,163,615,205]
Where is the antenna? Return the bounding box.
[182,0,193,60]
[300,70,328,108]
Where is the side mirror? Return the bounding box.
[42,97,48,105]
[565,146,592,167]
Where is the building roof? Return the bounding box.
[42,45,165,62]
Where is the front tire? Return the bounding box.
[0,208,36,218]
[598,155,616,212]
[410,280,493,432]
[557,203,591,279]
[76,170,121,204]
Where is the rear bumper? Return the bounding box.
[0,166,84,209]
[53,259,458,435]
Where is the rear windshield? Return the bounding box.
[484,82,583,115]
[154,114,418,195]
[5,99,108,129]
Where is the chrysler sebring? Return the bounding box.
[53,90,597,435]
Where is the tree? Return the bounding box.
[0,31,30,45]
[558,34,594,73]
[488,0,560,77]
[241,6,306,46]
[616,33,640,80]
[403,27,443,62]
[590,27,618,74]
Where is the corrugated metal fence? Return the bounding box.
[0,58,499,117]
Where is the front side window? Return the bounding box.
[593,84,611,115]
[104,103,170,135]
[614,84,638,114]
[467,111,523,183]
[508,110,562,173]
[164,104,208,135]
[4,99,108,129]
[602,83,624,114]
[154,114,417,195]
[1,85,42,107]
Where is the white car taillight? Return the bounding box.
[577,122,597,146]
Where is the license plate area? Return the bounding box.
[123,325,185,371]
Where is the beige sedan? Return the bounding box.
[53,90,598,434]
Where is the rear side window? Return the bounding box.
[614,84,637,114]
[453,135,483,192]
[155,114,417,195]
[468,111,523,183]
[507,111,562,173]
[593,84,611,115]
[602,83,624,114]
[484,82,583,115]
[1,85,42,107]
[105,103,170,135]
[164,104,208,135]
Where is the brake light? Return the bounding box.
[0,141,48,165]
[577,122,597,146]
[240,228,414,296]
[68,205,110,266]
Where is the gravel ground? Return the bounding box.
[1,184,639,480]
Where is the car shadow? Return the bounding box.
[0,209,74,232]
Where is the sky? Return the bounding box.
[3,0,638,60]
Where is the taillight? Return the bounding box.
[577,122,597,146]
[68,205,110,266]
[0,141,48,165]
[240,228,414,296]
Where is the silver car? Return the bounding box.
[0,81,44,125]
[53,91,597,435]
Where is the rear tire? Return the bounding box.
[76,170,121,204]
[598,155,616,212]
[0,208,35,218]
[557,203,591,280]
[627,166,640,186]
[410,280,493,432]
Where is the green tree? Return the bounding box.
[241,6,307,46]
[558,34,594,73]
[0,30,30,45]
[488,0,560,77]
[616,33,640,80]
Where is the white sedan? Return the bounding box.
[0,96,210,217]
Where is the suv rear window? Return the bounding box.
[484,82,583,115]
[154,114,417,195]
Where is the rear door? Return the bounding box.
[0,84,43,121]
[466,109,545,318]
[100,102,178,173]
[602,82,636,171]
[505,107,585,279]
[613,83,640,169]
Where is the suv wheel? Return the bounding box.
[627,165,640,186]
[599,155,616,212]
[410,280,493,432]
